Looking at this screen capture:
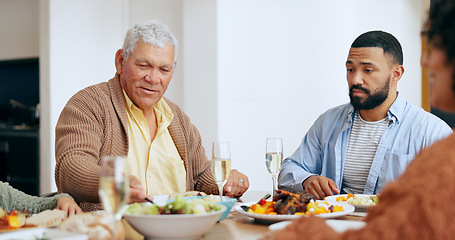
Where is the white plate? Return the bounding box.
[0,227,88,240]
[324,194,377,211]
[234,201,354,222]
[268,221,292,231]
[269,219,365,233]
[325,220,366,233]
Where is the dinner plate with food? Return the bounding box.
[235,190,354,222]
[0,208,69,232]
[324,193,378,212]
[0,207,90,239]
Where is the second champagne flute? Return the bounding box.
[266,138,283,195]
[211,141,231,197]
[99,156,130,239]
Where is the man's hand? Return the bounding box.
[303,175,340,199]
[129,175,147,203]
[56,196,82,217]
[223,169,249,198]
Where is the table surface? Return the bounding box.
[124,190,365,240]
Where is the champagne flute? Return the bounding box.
[99,156,129,238]
[266,138,283,195]
[211,141,231,197]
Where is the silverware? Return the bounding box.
[240,205,250,211]
[240,193,272,212]
[145,197,154,204]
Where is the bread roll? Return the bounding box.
[25,209,66,227]
[59,212,125,240]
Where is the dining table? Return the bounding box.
[124,190,366,240]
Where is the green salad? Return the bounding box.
[126,194,223,215]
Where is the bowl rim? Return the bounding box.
[184,195,238,201]
[123,204,227,219]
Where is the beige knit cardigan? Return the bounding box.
[55,75,218,211]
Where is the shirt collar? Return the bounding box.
[386,92,405,124]
[153,98,174,125]
[123,90,136,113]
[122,90,174,124]
[347,92,404,124]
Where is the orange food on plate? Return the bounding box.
[247,200,344,216]
[246,190,344,216]
[336,196,346,201]
[336,193,355,202]
[0,208,67,232]
[248,201,276,215]
[6,215,20,229]
[0,210,29,231]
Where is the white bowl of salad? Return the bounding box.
[124,194,226,239]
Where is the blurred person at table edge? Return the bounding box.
[266,0,455,239]
[54,19,249,211]
[278,30,452,199]
[0,181,81,217]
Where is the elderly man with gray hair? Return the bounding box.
[55,19,249,211]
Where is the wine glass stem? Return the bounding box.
[272,176,277,195]
[218,184,223,197]
[110,216,120,240]
[113,210,123,238]
[114,213,122,222]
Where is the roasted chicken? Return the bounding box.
[273,190,315,215]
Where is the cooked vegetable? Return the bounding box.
[0,210,29,230]
[332,194,378,206]
[7,215,20,229]
[126,194,222,215]
[246,190,344,216]
[336,193,355,201]
[371,195,379,204]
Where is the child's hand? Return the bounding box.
[57,196,82,217]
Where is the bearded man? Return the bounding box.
[278,30,452,199]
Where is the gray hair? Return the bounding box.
[122,19,178,62]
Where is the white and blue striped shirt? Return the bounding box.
[342,111,390,194]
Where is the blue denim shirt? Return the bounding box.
[278,93,453,194]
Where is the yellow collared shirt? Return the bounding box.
[123,91,186,195]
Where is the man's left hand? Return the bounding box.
[223,169,249,197]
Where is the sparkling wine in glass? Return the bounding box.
[211,141,231,197]
[266,138,283,195]
[99,156,130,222]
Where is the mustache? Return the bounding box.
[350,85,370,94]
